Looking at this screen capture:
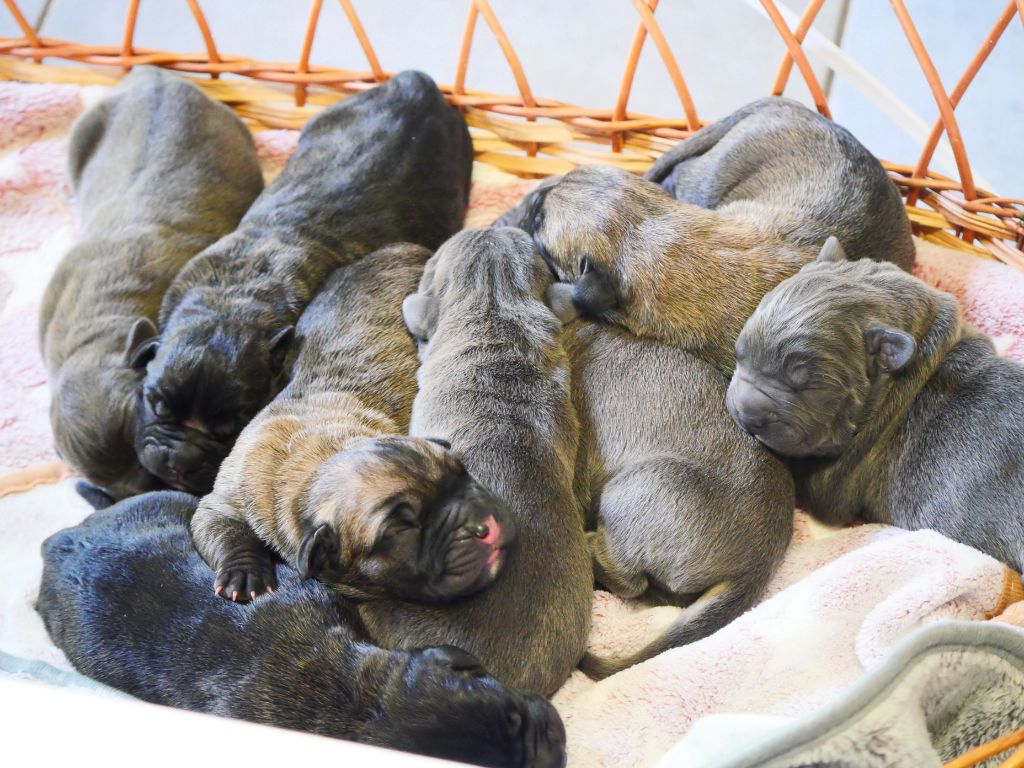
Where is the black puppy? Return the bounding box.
[134,70,473,494]
[36,492,565,768]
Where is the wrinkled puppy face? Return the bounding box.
[369,645,566,768]
[726,241,918,457]
[517,164,664,320]
[300,436,516,603]
[130,316,292,494]
[402,226,554,348]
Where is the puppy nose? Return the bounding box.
[470,523,490,539]
[737,405,779,432]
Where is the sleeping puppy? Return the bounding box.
[727,238,1024,570]
[136,70,473,495]
[37,492,566,768]
[507,99,913,374]
[556,300,794,679]
[357,227,591,696]
[39,66,263,503]
[191,244,513,604]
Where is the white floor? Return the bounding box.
[7,0,1021,196]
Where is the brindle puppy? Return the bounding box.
[39,66,263,503]
[37,492,566,768]
[136,70,473,494]
[553,292,794,679]
[363,227,592,696]
[507,98,913,374]
[191,244,513,603]
[728,240,1024,570]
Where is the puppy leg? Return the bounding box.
[587,529,648,599]
[190,505,276,603]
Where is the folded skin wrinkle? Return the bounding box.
[136,70,473,495]
[35,491,565,768]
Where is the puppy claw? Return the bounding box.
[231,591,239,602]
[250,591,258,601]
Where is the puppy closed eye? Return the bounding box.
[152,397,172,418]
[387,503,420,532]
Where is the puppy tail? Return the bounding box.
[644,97,783,185]
[579,573,765,680]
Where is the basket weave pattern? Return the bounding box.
[2,0,1023,269]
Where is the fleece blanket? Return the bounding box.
[2,80,1024,768]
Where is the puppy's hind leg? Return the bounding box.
[588,529,649,599]
[190,503,276,603]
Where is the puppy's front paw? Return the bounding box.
[214,556,276,603]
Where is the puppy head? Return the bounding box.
[516,164,671,321]
[132,315,292,494]
[299,435,516,603]
[362,645,566,767]
[727,239,927,457]
[50,352,161,502]
[402,227,554,346]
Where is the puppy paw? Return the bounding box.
[214,558,276,603]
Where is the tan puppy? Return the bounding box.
[191,244,513,604]
[355,227,592,696]
[510,100,913,374]
[40,66,263,503]
[556,299,794,678]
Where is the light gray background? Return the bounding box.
[8,0,1021,195]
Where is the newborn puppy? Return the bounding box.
[137,70,473,494]
[728,239,1024,570]
[357,228,591,696]
[37,492,566,768]
[191,244,513,604]
[39,66,263,502]
[509,99,913,373]
[558,305,794,679]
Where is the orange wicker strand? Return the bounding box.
[770,0,825,97]
[184,0,222,77]
[337,0,384,82]
[295,0,324,108]
[944,727,1024,768]
[121,0,140,64]
[629,0,699,130]
[759,0,831,118]
[1000,743,1024,768]
[2,0,38,48]
[907,0,1020,206]
[611,0,660,152]
[889,0,976,203]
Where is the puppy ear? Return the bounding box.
[74,479,114,511]
[268,326,294,369]
[864,327,916,374]
[124,317,159,370]
[571,257,618,316]
[297,523,339,581]
[816,236,848,264]
[546,283,579,324]
[402,292,438,340]
[426,437,451,450]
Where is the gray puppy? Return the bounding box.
[135,70,473,495]
[364,227,592,696]
[555,297,793,679]
[39,66,263,503]
[191,244,514,604]
[505,98,913,374]
[728,239,1024,570]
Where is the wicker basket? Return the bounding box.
[3,3,1024,766]
[1,0,1022,270]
